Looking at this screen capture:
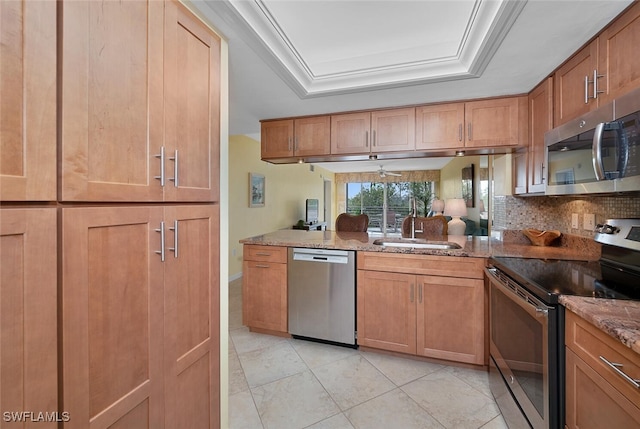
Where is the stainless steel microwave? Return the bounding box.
[545,87,640,195]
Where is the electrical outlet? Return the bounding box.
[571,213,579,229]
[232,248,237,257]
[583,213,595,230]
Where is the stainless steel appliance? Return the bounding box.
[288,247,356,347]
[545,87,640,195]
[487,218,640,428]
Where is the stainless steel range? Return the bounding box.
[486,219,640,429]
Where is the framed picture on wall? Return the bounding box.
[249,173,265,207]
[462,164,475,208]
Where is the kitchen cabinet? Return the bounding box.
[597,1,640,105]
[1,208,57,426]
[554,41,598,125]
[555,2,640,125]
[416,97,526,151]
[243,245,288,334]
[515,77,552,195]
[357,252,485,365]
[0,0,56,201]
[261,116,331,159]
[464,97,527,148]
[163,204,220,429]
[164,0,221,202]
[415,103,465,150]
[60,0,219,202]
[330,108,415,156]
[62,205,220,429]
[565,310,640,428]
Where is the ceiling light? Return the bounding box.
[455,150,465,157]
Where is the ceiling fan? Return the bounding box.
[377,165,402,178]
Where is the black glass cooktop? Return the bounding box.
[489,256,640,304]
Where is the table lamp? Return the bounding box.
[431,199,445,215]
[444,198,467,235]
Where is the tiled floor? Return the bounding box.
[228,278,508,429]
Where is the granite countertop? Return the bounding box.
[560,296,640,355]
[240,228,599,260]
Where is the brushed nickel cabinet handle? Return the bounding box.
[459,124,463,142]
[599,356,640,389]
[372,130,376,147]
[255,264,270,268]
[419,283,423,303]
[365,131,369,147]
[168,220,178,258]
[288,137,292,151]
[410,284,414,303]
[255,252,271,256]
[154,146,165,186]
[155,221,165,262]
[585,75,590,104]
[468,123,472,141]
[594,69,605,99]
[168,149,178,187]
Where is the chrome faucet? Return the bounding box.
[409,197,423,239]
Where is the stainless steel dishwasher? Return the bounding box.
[288,248,356,347]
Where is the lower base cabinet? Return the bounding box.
[242,245,288,333]
[61,205,219,428]
[565,310,640,429]
[1,208,57,427]
[357,252,485,365]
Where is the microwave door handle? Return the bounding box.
[593,122,606,180]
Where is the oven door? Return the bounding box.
[487,268,550,429]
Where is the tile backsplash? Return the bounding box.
[493,194,640,237]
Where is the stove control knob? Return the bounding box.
[595,224,619,234]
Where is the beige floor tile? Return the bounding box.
[402,370,501,429]
[480,413,510,429]
[306,413,355,429]
[229,390,263,429]
[345,388,444,429]
[229,351,250,395]
[312,354,395,411]
[239,341,308,388]
[230,326,288,354]
[443,364,493,399]
[360,350,445,386]
[252,370,340,429]
[289,338,358,369]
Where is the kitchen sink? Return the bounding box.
[372,238,462,250]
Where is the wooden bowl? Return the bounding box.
[523,228,561,246]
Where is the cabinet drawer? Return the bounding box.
[566,310,640,403]
[357,252,485,279]
[244,245,287,263]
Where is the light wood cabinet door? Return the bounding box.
[415,103,465,150]
[164,0,220,202]
[554,40,599,126]
[164,205,220,429]
[261,120,294,159]
[513,152,528,195]
[242,246,288,333]
[330,112,372,155]
[416,276,484,365]
[528,77,553,193]
[371,108,416,153]
[60,0,165,202]
[566,349,640,429]
[62,206,165,429]
[465,97,526,147]
[597,1,640,104]
[1,208,57,426]
[356,270,416,355]
[294,116,331,157]
[0,0,56,201]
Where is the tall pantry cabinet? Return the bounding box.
[1,0,222,428]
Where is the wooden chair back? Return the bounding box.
[401,215,448,237]
[335,213,369,232]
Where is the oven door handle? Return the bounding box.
[486,267,550,318]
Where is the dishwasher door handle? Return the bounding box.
[292,253,349,264]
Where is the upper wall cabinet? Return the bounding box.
[330,108,415,156]
[60,0,219,202]
[0,0,56,201]
[528,77,553,193]
[555,2,640,125]
[164,0,221,202]
[416,97,527,151]
[261,116,331,160]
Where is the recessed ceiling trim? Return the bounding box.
[216,0,527,98]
